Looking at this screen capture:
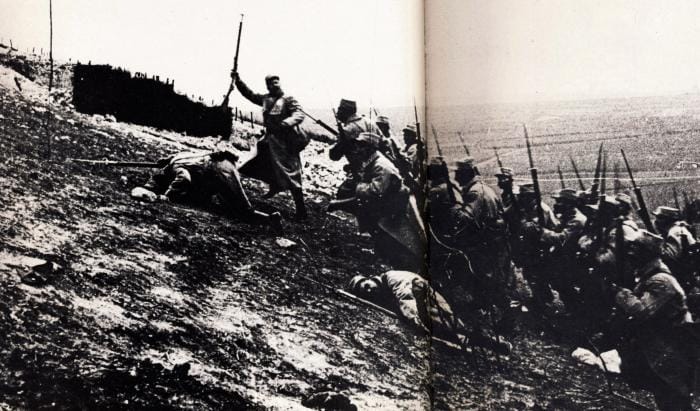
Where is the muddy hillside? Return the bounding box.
[0,52,653,410]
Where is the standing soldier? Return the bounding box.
[329,99,375,163]
[400,124,420,179]
[337,132,425,273]
[232,72,308,221]
[451,157,514,326]
[328,99,375,200]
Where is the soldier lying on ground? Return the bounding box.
[131,150,282,232]
[348,271,512,354]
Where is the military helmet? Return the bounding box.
[495,167,513,178]
[265,74,280,83]
[615,193,633,207]
[552,188,579,204]
[452,156,476,172]
[376,115,390,125]
[337,99,357,114]
[626,229,664,262]
[402,124,417,135]
[652,206,681,221]
[348,275,368,293]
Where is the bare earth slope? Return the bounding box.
[0,56,653,410]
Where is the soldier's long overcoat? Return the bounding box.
[236,78,305,193]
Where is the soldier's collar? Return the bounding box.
[461,176,481,189]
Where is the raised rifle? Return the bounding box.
[413,97,426,210]
[683,190,693,224]
[494,147,503,170]
[673,187,681,211]
[621,148,656,234]
[70,158,161,168]
[569,155,586,190]
[222,14,244,107]
[590,143,604,201]
[557,165,566,189]
[430,124,457,204]
[596,151,608,246]
[414,99,426,191]
[523,124,545,224]
[457,131,470,156]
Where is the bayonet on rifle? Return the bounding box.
[621,148,656,233]
[673,187,681,211]
[494,147,503,170]
[683,190,693,224]
[457,131,470,156]
[430,124,443,157]
[430,124,457,204]
[523,124,545,224]
[590,143,604,200]
[569,155,586,190]
[222,14,244,107]
[557,165,565,189]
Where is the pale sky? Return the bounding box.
[5,1,699,109]
[427,0,700,105]
[0,0,424,110]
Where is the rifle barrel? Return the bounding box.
[557,165,565,189]
[621,148,656,233]
[430,124,443,157]
[71,159,161,168]
[494,147,503,170]
[457,132,470,156]
[523,124,546,224]
[569,155,586,190]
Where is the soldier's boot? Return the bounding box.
[248,210,283,233]
[292,189,308,221]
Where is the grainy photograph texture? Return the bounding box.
[1,0,699,410]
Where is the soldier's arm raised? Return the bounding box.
[234,76,264,106]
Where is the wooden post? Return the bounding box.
[46,0,54,159]
[250,111,254,128]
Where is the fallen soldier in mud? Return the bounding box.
[348,270,512,354]
[131,150,282,232]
